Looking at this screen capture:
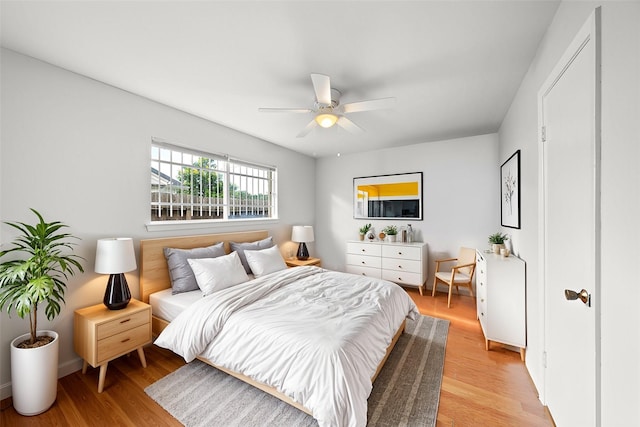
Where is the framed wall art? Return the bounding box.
[353,172,423,220]
[500,150,520,229]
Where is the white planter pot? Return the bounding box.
[387,235,397,242]
[10,330,59,416]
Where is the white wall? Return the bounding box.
[499,1,640,424]
[0,49,316,397]
[315,134,499,286]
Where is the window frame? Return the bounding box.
[148,139,278,231]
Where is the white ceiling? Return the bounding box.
[0,1,559,158]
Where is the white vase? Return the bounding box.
[11,330,59,416]
[387,234,396,242]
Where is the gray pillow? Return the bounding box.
[164,242,226,294]
[230,236,274,274]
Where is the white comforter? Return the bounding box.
[154,266,418,427]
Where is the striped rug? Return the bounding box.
[145,315,449,426]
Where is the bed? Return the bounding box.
[140,230,418,426]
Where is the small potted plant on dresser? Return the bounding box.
[0,209,84,416]
[382,225,398,242]
[358,223,372,241]
[488,232,509,254]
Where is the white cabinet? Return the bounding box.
[346,241,428,294]
[476,250,526,360]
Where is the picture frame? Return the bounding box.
[500,150,521,229]
[353,172,423,220]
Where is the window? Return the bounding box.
[150,140,277,222]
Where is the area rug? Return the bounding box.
[145,314,449,427]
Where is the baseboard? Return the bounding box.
[0,357,84,400]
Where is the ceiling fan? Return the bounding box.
[259,73,396,137]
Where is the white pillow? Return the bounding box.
[187,252,249,296]
[244,245,287,278]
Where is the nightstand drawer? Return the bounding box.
[97,310,149,340]
[381,257,421,273]
[97,323,150,362]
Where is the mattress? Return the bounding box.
[149,288,202,322]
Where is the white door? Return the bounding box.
[538,10,600,427]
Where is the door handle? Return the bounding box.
[564,289,591,307]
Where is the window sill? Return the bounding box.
[145,218,279,233]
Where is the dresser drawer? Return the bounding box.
[346,264,382,279]
[381,245,421,260]
[96,309,149,340]
[382,269,422,286]
[381,257,421,274]
[346,253,382,269]
[346,242,382,257]
[97,323,150,363]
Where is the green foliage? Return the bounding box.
[176,158,225,198]
[0,209,84,345]
[488,232,509,244]
[382,225,398,235]
[359,223,372,234]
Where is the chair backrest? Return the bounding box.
[456,247,477,277]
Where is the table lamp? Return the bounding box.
[95,238,137,310]
[291,226,314,260]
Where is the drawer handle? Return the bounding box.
[120,318,131,324]
[361,273,366,276]
[361,249,366,252]
[398,265,403,268]
[361,261,365,264]
[121,338,131,343]
[398,252,402,255]
[398,277,403,280]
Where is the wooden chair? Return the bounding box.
[431,247,477,308]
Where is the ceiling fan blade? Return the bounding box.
[296,119,318,138]
[310,73,332,106]
[342,97,396,114]
[258,107,313,113]
[337,116,364,134]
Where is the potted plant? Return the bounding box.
[358,223,372,241]
[0,209,84,416]
[382,225,398,242]
[488,232,509,254]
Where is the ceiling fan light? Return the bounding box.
[315,113,338,128]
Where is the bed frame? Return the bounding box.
[139,230,405,417]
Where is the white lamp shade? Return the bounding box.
[95,238,137,274]
[291,226,314,243]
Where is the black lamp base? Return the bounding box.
[103,273,131,310]
[296,242,309,260]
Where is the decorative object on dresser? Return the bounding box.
[0,208,84,416]
[285,257,321,268]
[291,225,314,260]
[488,232,509,255]
[74,299,152,392]
[353,172,423,220]
[432,247,477,308]
[500,150,521,229]
[345,240,428,295]
[95,237,137,310]
[358,223,372,241]
[381,225,398,242]
[476,250,526,361]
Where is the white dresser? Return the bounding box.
[476,250,526,360]
[346,240,428,295]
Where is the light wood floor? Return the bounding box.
[1,289,551,426]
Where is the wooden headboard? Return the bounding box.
[139,230,269,303]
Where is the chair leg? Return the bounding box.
[447,283,453,308]
[432,277,438,297]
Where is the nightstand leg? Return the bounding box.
[98,363,108,393]
[137,347,147,368]
[82,360,88,374]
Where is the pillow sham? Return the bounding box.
[244,245,287,278]
[164,242,226,294]
[230,236,274,274]
[187,252,250,296]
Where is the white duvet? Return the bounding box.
[154,266,419,427]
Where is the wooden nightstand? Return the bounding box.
[285,257,321,267]
[74,299,152,392]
